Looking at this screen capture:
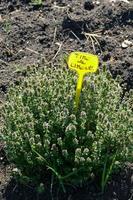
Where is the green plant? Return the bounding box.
[1,65,133,191]
[3,20,11,33]
[101,151,117,193]
[31,0,42,5]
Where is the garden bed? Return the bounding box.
[0,0,133,199]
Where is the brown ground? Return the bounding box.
[0,0,133,199]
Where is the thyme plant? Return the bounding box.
[1,65,133,189]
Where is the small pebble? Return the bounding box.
[121,40,132,48]
[94,0,100,5]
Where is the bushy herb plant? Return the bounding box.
[1,65,133,190]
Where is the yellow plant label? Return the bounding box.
[68,52,99,74]
[68,52,99,109]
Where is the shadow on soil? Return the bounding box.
[2,166,133,200]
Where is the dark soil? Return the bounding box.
[0,0,133,199]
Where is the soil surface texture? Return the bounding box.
[0,0,133,199]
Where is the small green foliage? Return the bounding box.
[37,183,45,193]
[1,65,133,190]
[31,0,42,5]
[3,20,11,33]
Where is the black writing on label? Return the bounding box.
[70,63,94,71]
[77,59,86,65]
[79,55,89,61]
[75,53,89,61]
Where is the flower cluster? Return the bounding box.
[1,65,133,186]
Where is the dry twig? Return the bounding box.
[82,30,102,53]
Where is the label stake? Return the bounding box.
[68,52,99,110]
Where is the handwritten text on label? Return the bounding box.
[68,52,99,73]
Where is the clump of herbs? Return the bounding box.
[1,65,133,192]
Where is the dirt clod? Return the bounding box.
[84,0,95,11]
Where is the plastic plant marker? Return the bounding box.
[75,71,84,109]
[68,52,99,109]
